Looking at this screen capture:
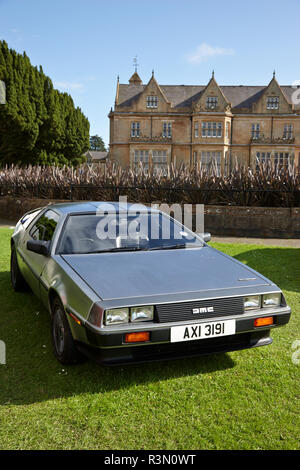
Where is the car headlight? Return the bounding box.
[130,306,154,323]
[262,293,281,308]
[244,295,261,310]
[105,308,129,325]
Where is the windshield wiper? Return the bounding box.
[149,243,203,251]
[83,246,149,254]
[149,244,188,251]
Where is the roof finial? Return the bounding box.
[115,75,120,106]
[152,69,154,77]
[212,69,215,79]
[273,70,276,79]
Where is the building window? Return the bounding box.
[226,122,230,139]
[131,122,140,138]
[256,152,271,172]
[251,123,260,139]
[201,151,221,174]
[274,152,291,169]
[267,96,279,109]
[152,150,168,174]
[162,122,172,138]
[224,151,231,176]
[283,124,293,139]
[206,96,218,109]
[134,150,149,172]
[192,151,198,166]
[146,96,158,108]
[202,122,222,138]
[194,121,199,138]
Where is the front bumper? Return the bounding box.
[78,307,291,365]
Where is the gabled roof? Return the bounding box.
[143,72,171,106]
[116,82,300,111]
[85,151,108,161]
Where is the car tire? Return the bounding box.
[51,297,85,365]
[10,246,28,292]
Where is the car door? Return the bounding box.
[19,209,60,297]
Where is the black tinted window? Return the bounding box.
[30,210,59,242]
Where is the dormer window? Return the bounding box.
[267,96,279,109]
[206,96,218,109]
[147,96,158,108]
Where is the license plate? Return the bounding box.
[170,319,236,343]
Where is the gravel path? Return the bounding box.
[211,236,300,248]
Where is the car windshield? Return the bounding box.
[59,212,203,254]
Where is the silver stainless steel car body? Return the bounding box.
[10,201,291,365]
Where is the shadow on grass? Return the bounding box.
[2,243,299,406]
[231,247,300,295]
[0,271,235,406]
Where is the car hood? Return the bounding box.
[61,246,270,301]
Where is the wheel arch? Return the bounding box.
[48,288,63,318]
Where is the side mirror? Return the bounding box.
[203,233,211,243]
[198,232,211,243]
[27,240,50,256]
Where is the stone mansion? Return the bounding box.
[108,70,300,174]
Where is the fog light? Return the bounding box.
[254,317,274,327]
[125,332,150,343]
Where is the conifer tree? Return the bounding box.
[0,40,90,165]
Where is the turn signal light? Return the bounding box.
[254,317,274,327]
[125,332,150,343]
[69,312,81,326]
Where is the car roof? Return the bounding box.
[44,201,159,215]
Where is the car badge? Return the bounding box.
[192,307,214,314]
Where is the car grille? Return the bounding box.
[156,296,244,323]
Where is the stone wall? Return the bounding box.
[1,196,299,239]
[0,197,68,221]
[203,205,300,239]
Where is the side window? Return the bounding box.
[20,209,42,228]
[29,210,60,242]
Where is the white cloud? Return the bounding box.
[186,43,235,64]
[54,81,84,91]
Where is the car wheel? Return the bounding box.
[10,246,28,292]
[51,297,85,365]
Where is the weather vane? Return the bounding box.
[133,56,139,73]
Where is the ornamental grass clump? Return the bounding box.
[0,162,299,207]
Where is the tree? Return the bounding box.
[0,40,90,166]
[89,135,106,151]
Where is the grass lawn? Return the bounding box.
[0,227,299,450]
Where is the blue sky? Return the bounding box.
[1,0,300,146]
